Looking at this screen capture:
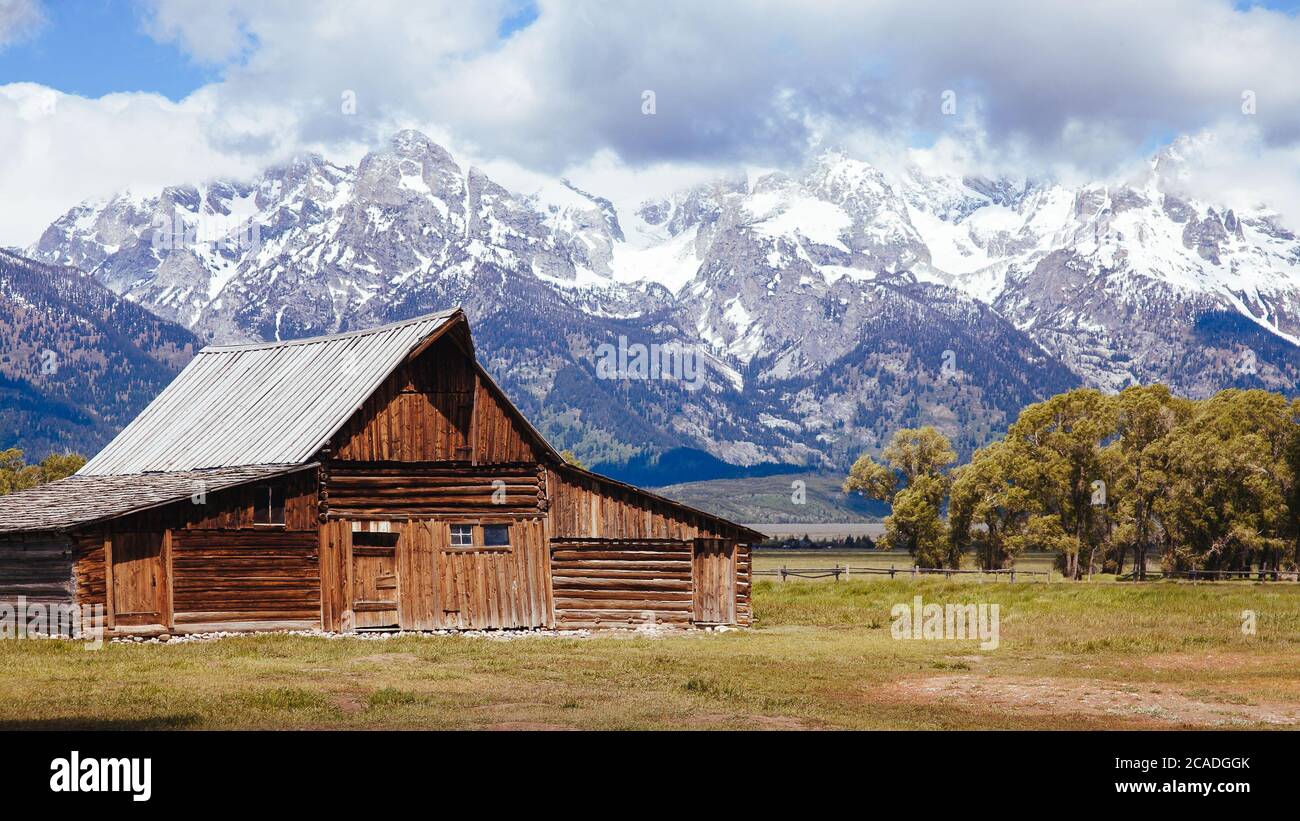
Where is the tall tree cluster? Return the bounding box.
[0,449,85,496]
[846,387,1300,578]
[843,427,956,568]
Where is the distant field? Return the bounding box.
[652,473,886,524]
[1,579,1296,729]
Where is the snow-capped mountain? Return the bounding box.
[898,143,1300,394]
[27,131,1300,474]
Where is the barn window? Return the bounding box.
[352,530,399,547]
[450,524,473,547]
[482,524,510,547]
[253,483,285,526]
[447,523,511,549]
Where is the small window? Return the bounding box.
[482,524,510,547]
[253,483,285,525]
[450,524,473,547]
[352,530,399,547]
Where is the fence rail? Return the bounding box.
[753,565,1300,583]
[753,565,1052,582]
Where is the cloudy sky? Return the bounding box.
[1,0,1300,246]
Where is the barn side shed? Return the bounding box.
[0,308,761,636]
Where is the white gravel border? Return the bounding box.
[108,624,741,645]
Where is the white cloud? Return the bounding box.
[0,84,268,245]
[2,0,1300,245]
[0,0,43,51]
[1158,123,1300,225]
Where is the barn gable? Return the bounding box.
[328,329,547,466]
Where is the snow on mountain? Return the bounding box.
[26,131,1300,471]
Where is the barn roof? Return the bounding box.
[24,305,760,542]
[0,465,313,533]
[79,309,461,476]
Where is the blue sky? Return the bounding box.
[0,0,542,99]
[0,1,214,98]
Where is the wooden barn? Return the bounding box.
[0,308,760,637]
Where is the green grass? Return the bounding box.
[1,580,1297,730]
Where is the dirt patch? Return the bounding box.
[1121,652,1277,674]
[329,692,366,714]
[894,674,1299,727]
[349,652,420,666]
[481,721,577,731]
[693,712,817,730]
[743,714,817,730]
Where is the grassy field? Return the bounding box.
[1,579,1297,730]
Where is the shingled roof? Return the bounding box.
[79,309,460,476]
[0,465,313,533]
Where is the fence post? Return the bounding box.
[889,565,895,579]
[780,565,786,583]
[1010,569,1016,584]
[912,565,918,580]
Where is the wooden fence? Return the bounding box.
[753,565,1052,582]
[754,565,1300,583]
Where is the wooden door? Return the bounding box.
[111,532,167,627]
[350,522,400,629]
[692,538,737,625]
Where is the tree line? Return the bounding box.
[845,386,1300,579]
[0,449,86,496]
[757,534,877,550]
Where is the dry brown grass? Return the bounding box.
[0,578,1297,730]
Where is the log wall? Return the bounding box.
[736,544,753,626]
[170,529,320,630]
[550,538,752,630]
[0,533,75,606]
[323,462,545,518]
[73,533,106,632]
[549,539,695,629]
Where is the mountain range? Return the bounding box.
[0,249,196,457]
[15,129,1300,480]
